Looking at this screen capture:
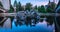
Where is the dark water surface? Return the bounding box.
[0,19,55,32]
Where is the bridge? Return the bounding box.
[0,13,16,17]
[0,13,60,17]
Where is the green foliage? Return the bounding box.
[14,0,23,12]
[38,5,46,13]
[25,3,32,11]
[38,6,41,12]
[16,2,22,12]
[14,0,17,7]
[46,3,56,13]
[34,5,37,10]
[0,1,3,7]
[9,5,14,13]
[46,7,52,13]
[40,5,46,13]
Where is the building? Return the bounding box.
[0,0,11,11]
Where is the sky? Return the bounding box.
[11,0,59,6]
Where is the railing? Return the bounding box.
[0,13,16,17]
[0,13,60,17]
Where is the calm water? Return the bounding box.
[0,19,55,32]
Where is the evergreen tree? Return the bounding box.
[38,6,41,12]
[0,1,3,7]
[47,2,56,13]
[34,5,37,10]
[17,2,22,11]
[25,3,32,11]
[14,0,22,12]
[38,5,46,13]
[9,5,14,13]
[14,0,17,7]
[40,5,46,13]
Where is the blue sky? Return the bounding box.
[11,0,59,6]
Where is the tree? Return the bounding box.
[14,0,17,7]
[46,2,56,27]
[34,5,37,10]
[40,5,46,13]
[38,5,46,13]
[46,6,52,13]
[21,6,25,11]
[0,1,3,7]
[18,2,21,11]
[38,6,41,12]
[14,0,22,12]
[9,5,14,13]
[47,2,56,13]
[13,0,18,12]
[25,3,32,11]
[16,2,22,12]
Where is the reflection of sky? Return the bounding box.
[11,0,59,6]
[12,19,55,32]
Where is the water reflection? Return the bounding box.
[16,15,55,27]
[11,19,55,32]
[0,17,55,32]
[46,16,54,26]
[0,11,55,32]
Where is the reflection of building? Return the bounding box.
[0,0,11,10]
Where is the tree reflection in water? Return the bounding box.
[15,16,54,27]
[46,16,54,26]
